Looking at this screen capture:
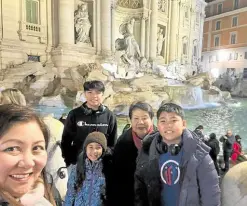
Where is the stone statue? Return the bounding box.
[116,18,142,65]
[115,18,150,78]
[158,0,166,12]
[157,28,165,56]
[74,3,91,44]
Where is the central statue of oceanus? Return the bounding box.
[115,18,150,73]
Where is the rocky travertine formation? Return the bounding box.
[0,62,228,113]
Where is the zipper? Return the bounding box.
[88,163,96,206]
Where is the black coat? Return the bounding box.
[206,137,220,158]
[112,128,138,206]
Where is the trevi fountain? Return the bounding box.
[0,0,247,204]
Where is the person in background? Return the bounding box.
[194,125,205,141]
[135,103,220,206]
[64,132,113,206]
[206,133,220,175]
[0,104,55,206]
[112,102,155,206]
[61,80,117,167]
[231,135,247,164]
[220,130,235,172]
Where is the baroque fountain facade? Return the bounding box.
[0,0,229,112]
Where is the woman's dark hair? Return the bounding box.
[83,80,105,93]
[0,104,49,148]
[75,151,87,191]
[129,101,154,119]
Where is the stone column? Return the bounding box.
[140,17,146,57]
[145,15,150,59]
[149,0,158,60]
[169,0,179,62]
[96,0,101,54]
[58,0,74,45]
[198,13,206,59]
[207,20,212,51]
[101,0,112,56]
[111,5,116,53]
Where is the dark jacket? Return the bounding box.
[220,135,235,153]
[206,136,220,158]
[61,104,117,166]
[112,128,138,206]
[135,129,221,206]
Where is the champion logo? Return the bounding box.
[77,121,85,126]
[77,121,108,127]
[160,160,180,186]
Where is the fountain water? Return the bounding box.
[182,86,221,110]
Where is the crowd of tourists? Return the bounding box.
[0,80,246,206]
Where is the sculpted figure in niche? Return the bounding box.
[74,2,91,44]
[157,28,165,56]
[116,18,141,65]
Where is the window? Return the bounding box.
[185,10,188,18]
[216,54,219,61]
[243,68,247,79]
[216,21,221,30]
[26,0,39,24]
[214,36,220,47]
[228,53,232,60]
[217,3,223,14]
[193,46,197,56]
[230,32,237,44]
[209,56,213,62]
[245,52,247,59]
[28,55,40,62]
[234,53,238,60]
[234,0,239,10]
[232,16,238,27]
[183,43,188,55]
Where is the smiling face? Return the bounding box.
[86,142,103,162]
[0,121,47,198]
[157,112,186,145]
[131,109,153,139]
[84,89,103,110]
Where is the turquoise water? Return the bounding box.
[34,98,247,151]
[184,98,247,151]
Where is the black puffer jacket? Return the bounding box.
[135,129,221,206]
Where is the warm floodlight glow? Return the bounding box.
[101,63,117,73]
[211,68,219,78]
[218,50,227,61]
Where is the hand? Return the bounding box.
[224,136,227,140]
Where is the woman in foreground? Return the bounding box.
[0,104,55,205]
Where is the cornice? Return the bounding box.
[205,7,247,21]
